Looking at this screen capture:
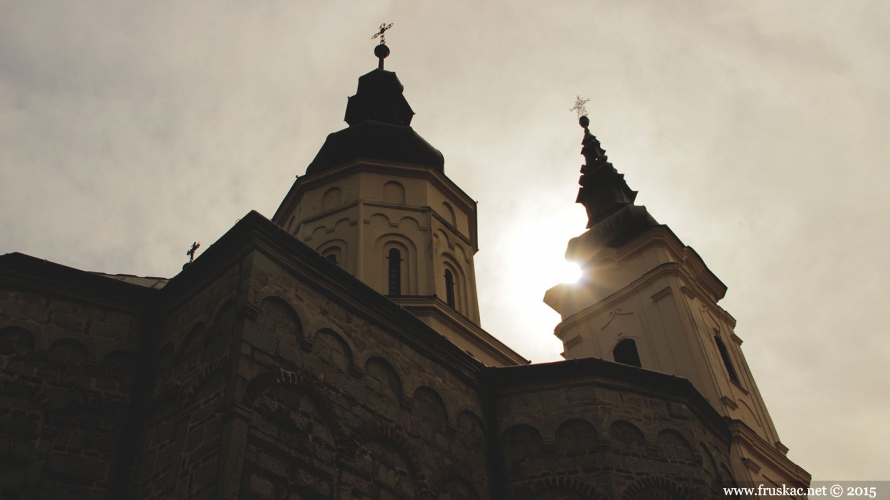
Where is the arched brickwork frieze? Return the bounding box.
[242,382,341,499]
[438,475,481,500]
[619,477,691,500]
[344,429,428,500]
[242,368,347,447]
[0,326,35,356]
[555,418,598,455]
[524,477,610,500]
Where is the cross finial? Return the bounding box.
[571,95,590,118]
[372,23,394,69]
[372,22,394,45]
[186,242,200,263]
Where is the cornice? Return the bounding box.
[393,296,529,366]
[0,253,155,314]
[728,419,811,484]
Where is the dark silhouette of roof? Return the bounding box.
[305,68,444,175]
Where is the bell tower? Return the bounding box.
[272,38,526,367]
[544,112,810,488]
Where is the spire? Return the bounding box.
[571,99,657,247]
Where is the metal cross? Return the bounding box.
[571,95,590,118]
[186,242,200,263]
[372,22,394,45]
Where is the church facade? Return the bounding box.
[0,45,808,499]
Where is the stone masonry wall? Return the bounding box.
[0,286,144,499]
[133,262,242,500]
[494,374,737,500]
[229,250,490,499]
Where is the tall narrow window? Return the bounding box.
[613,339,642,367]
[387,249,401,296]
[715,334,740,383]
[444,269,455,308]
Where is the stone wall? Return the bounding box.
[133,260,242,500]
[230,250,490,499]
[0,278,145,499]
[490,362,738,500]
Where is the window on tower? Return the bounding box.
[714,334,740,384]
[613,339,642,368]
[444,269,455,308]
[387,248,401,296]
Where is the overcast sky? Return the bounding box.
[2,0,888,481]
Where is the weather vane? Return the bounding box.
[571,95,590,118]
[186,242,200,264]
[372,22,394,45]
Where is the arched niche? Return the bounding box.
[257,296,303,344]
[384,180,407,205]
[609,420,647,454]
[313,328,354,373]
[555,418,598,454]
[0,327,34,356]
[364,357,404,401]
[501,424,543,469]
[412,386,448,433]
[322,186,342,211]
[48,338,88,367]
[441,201,456,226]
[657,429,695,462]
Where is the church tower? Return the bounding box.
[273,41,526,367]
[544,114,810,488]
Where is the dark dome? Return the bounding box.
[305,120,444,175]
[303,67,444,175]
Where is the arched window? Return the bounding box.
[444,269,455,308]
[387,248,401,296]
[613,339,642,367]
[715,334,740,383]
[320,245,342,267]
